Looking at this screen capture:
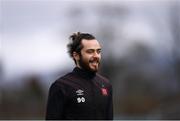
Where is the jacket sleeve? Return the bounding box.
[45,82,66,120]
[107,85,113,120]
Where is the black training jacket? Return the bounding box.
[46,67,113,120]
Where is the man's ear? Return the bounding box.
[73,51,80,61]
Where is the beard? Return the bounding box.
[78,54,100,73]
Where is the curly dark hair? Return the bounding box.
[67,32,96,64]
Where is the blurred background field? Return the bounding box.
[1,0,180,119]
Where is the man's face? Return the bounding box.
[78,39,101,72]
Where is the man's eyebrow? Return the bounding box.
[86,48,101,51]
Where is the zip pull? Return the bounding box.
[102,84,104,88]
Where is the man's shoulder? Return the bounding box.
[52,71,80,88]
[96,73,109,81]
[48,72,75,93]
[55,72,74,83]
[96,73,111,85]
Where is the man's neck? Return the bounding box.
[75,66,97,74]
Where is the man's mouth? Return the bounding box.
[91,61,98,66]
[89,60,99,67]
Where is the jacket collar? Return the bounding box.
[73,67,96,79]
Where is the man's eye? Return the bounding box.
[98,50,101,54]
[87,50,94,53]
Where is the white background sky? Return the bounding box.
[1,0,178,82]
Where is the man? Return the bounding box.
[46,32,113,120]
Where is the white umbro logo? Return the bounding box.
[77,97,85,103]
[76,89,84,96]
[76,89,85,103]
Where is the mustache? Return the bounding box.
[89,58,100,63]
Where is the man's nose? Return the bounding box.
[93,52,100,58]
